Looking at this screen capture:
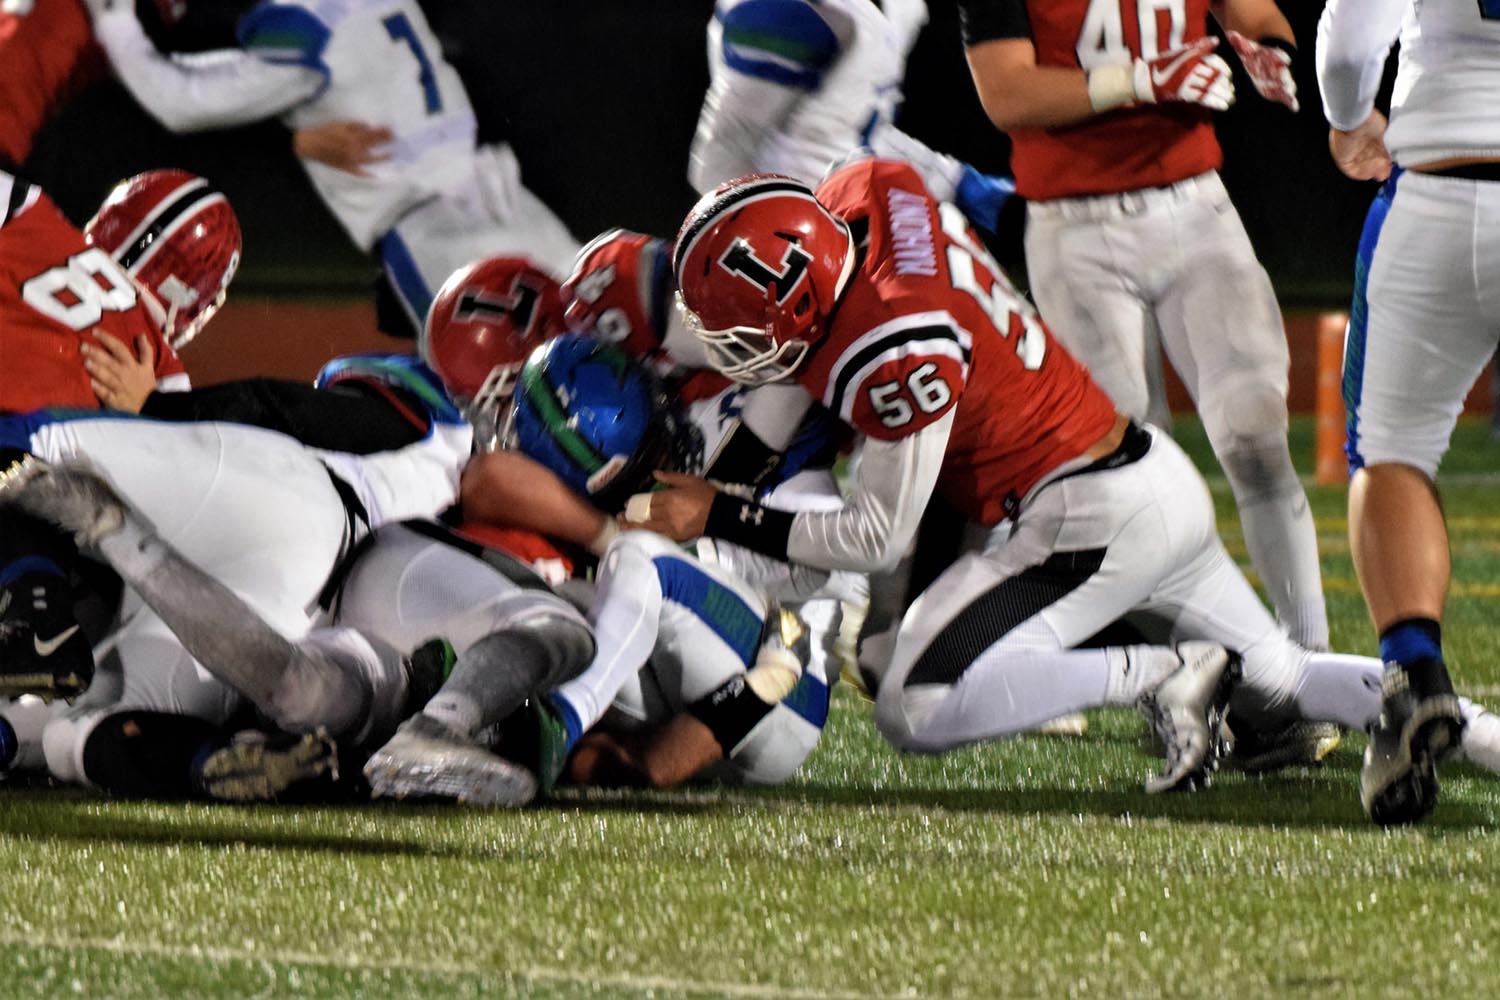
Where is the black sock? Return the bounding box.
[81,711,224,799]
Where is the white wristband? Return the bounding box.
[1087,63,1139,112]
[587,517,621,556]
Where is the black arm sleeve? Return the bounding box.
[957,0,1033,45]
[140,380,429,454]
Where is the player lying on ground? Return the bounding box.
[430,249,866,699]
[365,333,836,804]
[0,347,471,786]
[639,157,1500,796]
[0,456,594,801]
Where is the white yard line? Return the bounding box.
[0,930,915,1000]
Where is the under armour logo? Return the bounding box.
[739,504,764,526]
[717,240,813,304]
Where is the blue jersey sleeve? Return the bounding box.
[237,1,332,73]
[717,0,843,91]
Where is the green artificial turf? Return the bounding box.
[2,417,1497,998]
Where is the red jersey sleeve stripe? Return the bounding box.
[824,311,972,420]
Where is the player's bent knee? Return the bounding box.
[42,712,99,785]
[874,682,950,753]
[1201,376,1288,447]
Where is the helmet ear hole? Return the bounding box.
[792,292,811,318]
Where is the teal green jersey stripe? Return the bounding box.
[520,365,605,473]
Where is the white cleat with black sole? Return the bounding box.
[363,713,538,807]
[1138,641,1242,794]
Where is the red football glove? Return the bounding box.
[1134,37,1234,111]
[1226,31,1299,112]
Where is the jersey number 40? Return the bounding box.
[1077,0,1187,66]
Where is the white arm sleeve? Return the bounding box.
[1315,0,1407,131]
[687,1,856,194]
[92,8,326,132]
[689,72,805,195]
[787,409,953,574]
[738,382,814,453]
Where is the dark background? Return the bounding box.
[26,0,1383,307]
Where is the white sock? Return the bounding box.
[1289,651,1383,730]
[1103,645,1182,705]
[1455,699,1500,773]
[1236,490,1329,650]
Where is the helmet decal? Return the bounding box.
[717,239,813,304]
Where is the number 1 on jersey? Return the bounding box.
[383,13,443,114]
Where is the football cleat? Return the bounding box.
[1138,641,1241,794]
[363,713,538,807]
[198,729,339,803]
[1,459,126,548]
[1360,660,1464,826]
[1228,719,1343,774]
[0,571,93,701]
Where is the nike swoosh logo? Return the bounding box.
[1152,49,1199,87]
[33,625,80,657]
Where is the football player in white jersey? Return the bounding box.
[691,0,1016,233]
[1316,0,1500,826]
[82,0,579,334]
[0,371,471,786]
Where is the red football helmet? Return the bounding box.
[561,229,672,355]
[421,254,566,450]
[672,174,856,386]
[85,169,242,351]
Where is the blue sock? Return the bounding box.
[546,693,584,752]
[0,717,16,770]
[1379,618,1443,667]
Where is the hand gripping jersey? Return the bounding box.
[0,173,187,413]
[0,0,105,168]
[805,159,1117,523]
[236,0,479,248]
[1318,0,1500,166]
[958,0,1221,199]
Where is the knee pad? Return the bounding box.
[1201,378,1298,503]
[1200,373,1288,448]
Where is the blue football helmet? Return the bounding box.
[510,333,702,513]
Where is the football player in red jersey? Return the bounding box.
[639,159,1422,795]
[955,0,1328,664]
[0,166,240,701]
[0,0,105,171]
